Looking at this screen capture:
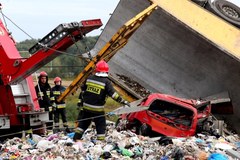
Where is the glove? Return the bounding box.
[77,102,82,107]
[77,97,83,108]
[52,103,57,112]
[52,103,57,107]
[122,100,130,107]
[48,106,53,112]
[77,102,83,110]
[108,112,115,116]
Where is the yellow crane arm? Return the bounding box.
[57,3,158,102]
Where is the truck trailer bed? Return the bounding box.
[94,0,240,133]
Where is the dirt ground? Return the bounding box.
[33,79,73,87]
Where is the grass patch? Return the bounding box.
[65,93,122,126]
[65,91,80,127]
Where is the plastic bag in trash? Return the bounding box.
[208,153,228,160]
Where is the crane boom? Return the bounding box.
[0,17,102,134]
[57,3,158,102]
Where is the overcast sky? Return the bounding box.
[0,0,119,42]
[0,0,239,42]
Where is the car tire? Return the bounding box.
[206,0,240,28]
[139,123,151,136]
[115,118,126,131]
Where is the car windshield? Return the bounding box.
[148,99,194,127]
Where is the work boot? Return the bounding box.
[53,128,60,134]
[73,132,82,142]
[47,130,53,135]
[65,127,71,133]
[100,151,112,159]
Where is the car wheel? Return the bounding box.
[139,123,151,136]
[115,118,127,131]
[206,0,240,27]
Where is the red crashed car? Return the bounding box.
[116,93,211,137]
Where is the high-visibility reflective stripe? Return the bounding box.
[57,104,66,108]
[83,103,104,109]
[86,82,105,90]
[78,99,82,103]
[95,72,108,77]
[53,91,61,95]
[112,92,119,99]
[38,92,44,97]
[86,80,105,95]
[74,127,84,133]
[50,97,55,101]
[49,106,53,112]
[87,79,106,87]
[26,129,33,134]
[54,123,60,127]
[46,91,50,96]
[83,105,105,112]
[97,134,105,140]
[86,86,101,94]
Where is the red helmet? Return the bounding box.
[39,71,48,77]
[95,60,109,73]
[54,77,61,83]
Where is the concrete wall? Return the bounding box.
[95,0,240,133]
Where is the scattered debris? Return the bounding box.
[0,122,239,159]
[116,74,151,97]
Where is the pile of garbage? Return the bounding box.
[0,122,239,160]
[116,74,151,97]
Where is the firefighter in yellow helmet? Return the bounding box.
[73,60,129,142]
[52,76,70,133]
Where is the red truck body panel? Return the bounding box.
[0,18,102,130]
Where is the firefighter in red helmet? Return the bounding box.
[52,76,70,133]
[35,71,55,129]
[73,60,129,142]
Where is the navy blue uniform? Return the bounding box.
[74,74,125,141]
[52,85,68,129]
[35,80,54,120]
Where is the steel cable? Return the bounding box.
[0,9,98,140]
[0,111,113,138]
[0,10,89,59]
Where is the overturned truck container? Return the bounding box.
[95,0,240,133]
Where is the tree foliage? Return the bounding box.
[16,36,99,123]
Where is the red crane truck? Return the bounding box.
[0,17,102,139]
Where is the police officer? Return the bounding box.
[73,60,129,142]
[35,71,55,129]
[52,76,70,133]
